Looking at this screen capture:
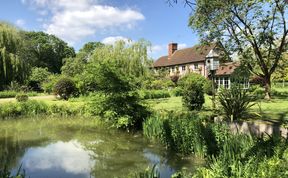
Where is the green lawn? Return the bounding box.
[1,87,287,121]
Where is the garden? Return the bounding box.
[1,0,288,177]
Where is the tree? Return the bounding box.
[61,42,104,77]
[22,31,75,73]
[169,0,288,99]
[0,22,29,89]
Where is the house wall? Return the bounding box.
[168,61,207,78]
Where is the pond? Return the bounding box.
[0,117,202,178]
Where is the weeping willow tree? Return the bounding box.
[89,39,153,82]
[0,22,28,90]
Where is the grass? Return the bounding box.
[147,87,288,122]
[0,86,287,122]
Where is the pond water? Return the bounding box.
[0,117,202,178]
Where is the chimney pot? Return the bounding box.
[168,43,178,59]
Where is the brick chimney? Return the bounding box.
[168,43,178,59]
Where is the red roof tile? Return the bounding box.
[215,62,240,76]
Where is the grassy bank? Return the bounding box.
[142,112,288,178]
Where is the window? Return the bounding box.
[243,79,250,89]
[194,63,198,69]
[224,77,229,88]
[182,66,186,71]
[171,66,175,72]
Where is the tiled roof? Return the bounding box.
[153,56,169,67]
[215,62,240,76]
[153,44,216,67]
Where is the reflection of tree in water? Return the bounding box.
[0,136,49,171]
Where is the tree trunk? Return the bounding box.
[264,75,271,100]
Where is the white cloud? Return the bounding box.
[22,0,145,44]
[151,45,164,52]
[101,36,131,45]
[22,140,95,175]
[15,19,26,27]
[178,43,187,49]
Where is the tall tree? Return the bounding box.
[23,31,75,73]
[169,0,288,99]
[0,22,28,89]
[61,41,104,77]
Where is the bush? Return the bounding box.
[179,73,210,93]
[217,85,256,121]
[143,112,218,157]
[0,91,17,98]
[0,100,84,119]
[149,79,175,90]
[139,90,171,99]
[15,93,28,102]
[180,73,205,110]
[53,77,77,100]
[171,87,183,96]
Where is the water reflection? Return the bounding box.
[20,140,95,178]
[0,119,202,178]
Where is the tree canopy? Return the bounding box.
[0,22,29,89]
[23,31,75,73]
[169,0,288,99]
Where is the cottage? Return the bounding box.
[153,43,244,89]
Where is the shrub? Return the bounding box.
[0,91,17,98]
[217,84,256,121]
[53,77,77,100]
[143,112,218,157]
[42,74,60,93]
[179,73,211,95]
[139,90,171,99]
[180,73,205,110]
[149,79,175,90]
[15,93,28,102]
[171,87,183,96]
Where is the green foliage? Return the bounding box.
[180,73,205,111]
[171,87,183,97]
[0,90,38,98]
[0,162,26,178]
[22,31,75,73]
[15,93,28,102]
[131,165,160,178]
[53,77,77,100]
[29,67,51,83]
[86,62,150,130]
[188,0,288,99]
[0,100,83,119]
[143,112,218,157]
[139,90,171,99]
[217,85,256,121]
[0,22,29,89]
[42,74,60,93]
[193,135,288,178]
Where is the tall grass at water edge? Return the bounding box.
[143,111,288,178]
[0,100,86,118]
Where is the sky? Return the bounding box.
[0,0,199,59]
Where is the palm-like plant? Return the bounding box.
[217,85,256,121]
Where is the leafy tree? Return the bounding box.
[22,31,75,73]
[61,42,104,77]
[181,73,206,110]
[53,77,77,100]
[0,22,29,89]
[29,67,51,83]
[87,62,150,130]
[169,0,288,99]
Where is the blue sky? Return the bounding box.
[0,0,199,59]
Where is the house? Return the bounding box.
[153,43,244,89]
